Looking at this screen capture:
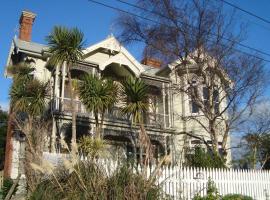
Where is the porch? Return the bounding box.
[53,97,171,129]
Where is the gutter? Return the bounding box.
[4,38,15,78]
[141,73,171,83]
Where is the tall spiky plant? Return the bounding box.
[121,77,152,165]
[46,26,85,146]
[7,63,35,83]
[78,75,118,138]
[9,63,49,192]
[9,63,48,122]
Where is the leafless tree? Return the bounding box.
[116,0,268,158]
[238,102,270,169]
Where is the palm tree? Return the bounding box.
[78,75,118,138]
[46,26,85,146]
[8,63,48,119]
[5,63,36,178]
[7,63,35,82]
[121,77,152,165]
[10,79,48,118]
[9,63,48,192]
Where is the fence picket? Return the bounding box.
[42,152,270,200]
[0,170,3,189]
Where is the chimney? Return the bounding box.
[141,57,162,68]
[19,10,36,42]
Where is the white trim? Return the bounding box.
[83,36,144,76]
[4,38,15,77]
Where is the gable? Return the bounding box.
[83,35,145,77]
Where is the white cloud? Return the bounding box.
[253,99,270,114]
[0,101,9,112]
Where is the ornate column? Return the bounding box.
[54,65,60,109]
[61,62,66,109]
[162,83,166,128]
[167,83,171,128]
[51,64,60,153]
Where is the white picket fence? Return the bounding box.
[156,166,270,200]
[43,152,270,200]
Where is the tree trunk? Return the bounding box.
[3,113,14,178]
[252,146,257,169]
[139,123,152,166]
[100,110,105,139]
[94,112,99,138]
[67,65,77,148]
[209,120,219,154]
[222,122,230,156]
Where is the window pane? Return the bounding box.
[203,87,209,100]
[213,89,219,102]
[191,101,199,113]
[215,102,219,114]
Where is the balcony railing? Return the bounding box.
[53,98,170,128]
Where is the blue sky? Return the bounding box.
[1,0,270,111]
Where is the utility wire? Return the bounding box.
[88,0,270,63]
[218,0,270,25]
[116,0,270,57]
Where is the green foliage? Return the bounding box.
[78,75,119,137]
[30,161,107,200]
[30,161,167,200]
[193,179,254,200]
[121,77,149,124]
[221,194,253,200]
[78,75,118,116]
[78,136,106,158]
[235,133,270,169]
[10,78,48,117]
[0,178,17,199]
[46,25,85,144]
[46,26,84,66]
[7,63,34,82]
[107,164,167,200]
[8,63,48,118]
[185,146,226,168]
[0,107,8,169]
[193,179,219,200]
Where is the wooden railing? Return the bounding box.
[54,97,170,128]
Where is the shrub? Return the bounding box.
[221,194,253,200]
[185,146,226,168]
[30,161,107,200]
[193,179,254,200]
[107,164,165,200]
[78,136,105,159]
[193,179,219,200]
[0,178,17,199]
[30,161,168,200]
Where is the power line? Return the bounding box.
[218,0,270,25]
[88,0,270,63]
[115,0,270,58]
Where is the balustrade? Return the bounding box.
[53,97,170,128]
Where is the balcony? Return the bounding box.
[53,97,170,129]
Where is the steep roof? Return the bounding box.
[6,35,170,81]
[13,37,49,55]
